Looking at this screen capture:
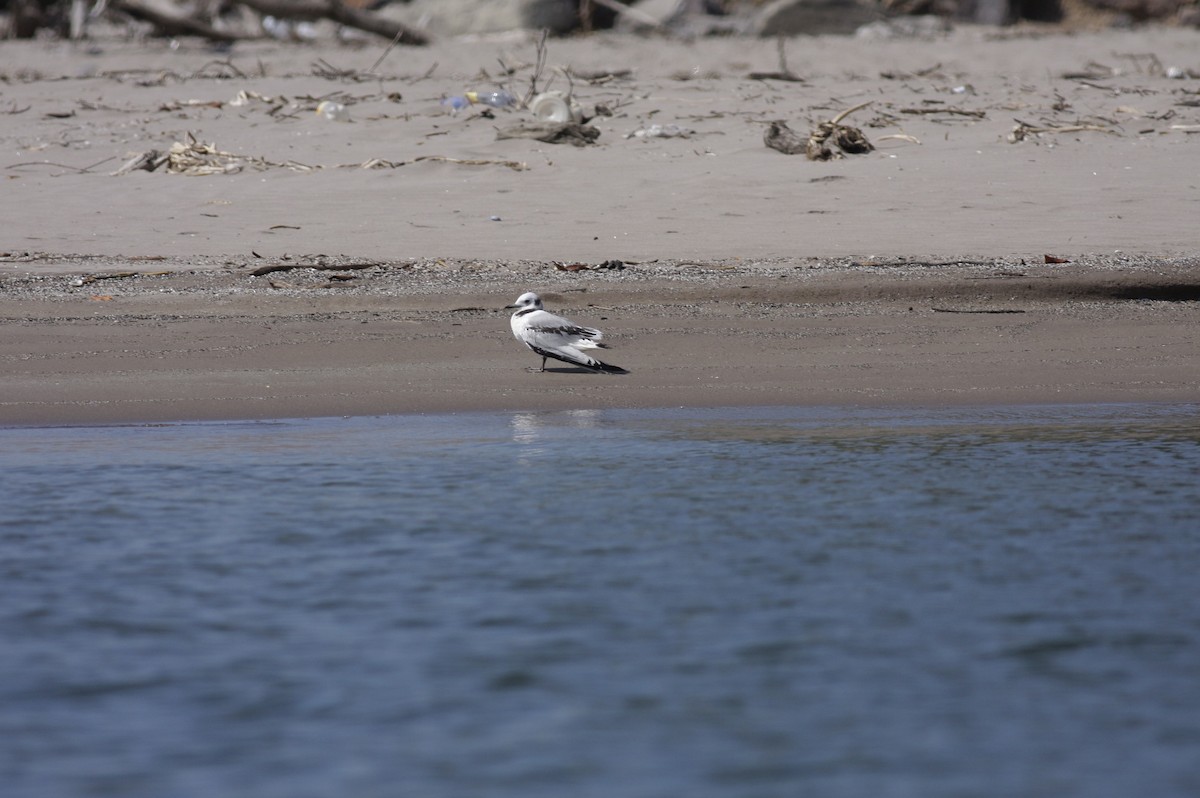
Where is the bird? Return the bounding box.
[505,292,629,375]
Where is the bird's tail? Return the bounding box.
[590,359,629,375]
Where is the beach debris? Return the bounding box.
[106,135,542,177]
[856,15,951,39]
[315,101,351,122]
[1061,62,1121,81]
[1008,120,1119,142]
[554,260,626,272]
[566,67,635,85]
[441,96,471,114]
[522,28,553,107]
[763,121,808,155]
[880,63,945,80]
[496,121,600,147]
[229,90,281,108]
[747,36,805,83]
[932,307,1026,314]
[590,0,669,31]
[73,271,138,285]
[105,0,429,45]
[1044,254,1072,264]
[163,136,318,175]
[899,105,987,119]
[250,261,380,277]
[530,91,583,124]
[412,156,528,171]
[70,270,168,287]
[876,133,922,146]
[626,123,696,140]
[267,279,344,290]
[159,99,226,112]
[261,14,318,41]
[468,90,519,109]
[441,89,519,115]
[765,102,874,160]
[111,149,169,176]
[110,136,317,176]
[334,156,528,171]
[106,0,246,42]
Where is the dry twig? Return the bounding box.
[899,106,986,119]
[1008,120,1118,142]
[748,37,804,82]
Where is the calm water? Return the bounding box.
[2,404,1199,798]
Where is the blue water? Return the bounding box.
[2,404,1199,798]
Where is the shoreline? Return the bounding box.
[3,27,1198,426]
[3,256,1197,426]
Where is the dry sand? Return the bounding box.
[2,24,1198,424]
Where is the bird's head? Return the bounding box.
[505,292,543,311]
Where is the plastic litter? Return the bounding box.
[441,96,471,114]
[626,124,695,140]
[465,90,517,109]
[316,101,350,122]
[529,91,583,124]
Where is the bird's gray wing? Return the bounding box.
[522,311,604,347]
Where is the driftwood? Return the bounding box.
[111,149,168,176]
[109,0,247,41]
[237,0,429,44]
[251,261,380,277]
[109,0,429,44]
[588,0,668,30]
[932,308,1027,314]
[900,106,987,119]
[1008,120,1119,142]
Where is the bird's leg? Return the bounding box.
[525,356,547,373]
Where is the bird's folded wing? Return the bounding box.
[524,322,603,346]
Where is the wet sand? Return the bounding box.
[2,25,1198,424]
[3,256,1197,424]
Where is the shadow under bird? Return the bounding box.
[505,292,629,375]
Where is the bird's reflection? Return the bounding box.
[510,409,602,466]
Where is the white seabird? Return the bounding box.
[505,292,629,375]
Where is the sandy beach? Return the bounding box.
[2,23,1198,424]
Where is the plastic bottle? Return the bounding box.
[465,90,517,109]
[440,96,471,114]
